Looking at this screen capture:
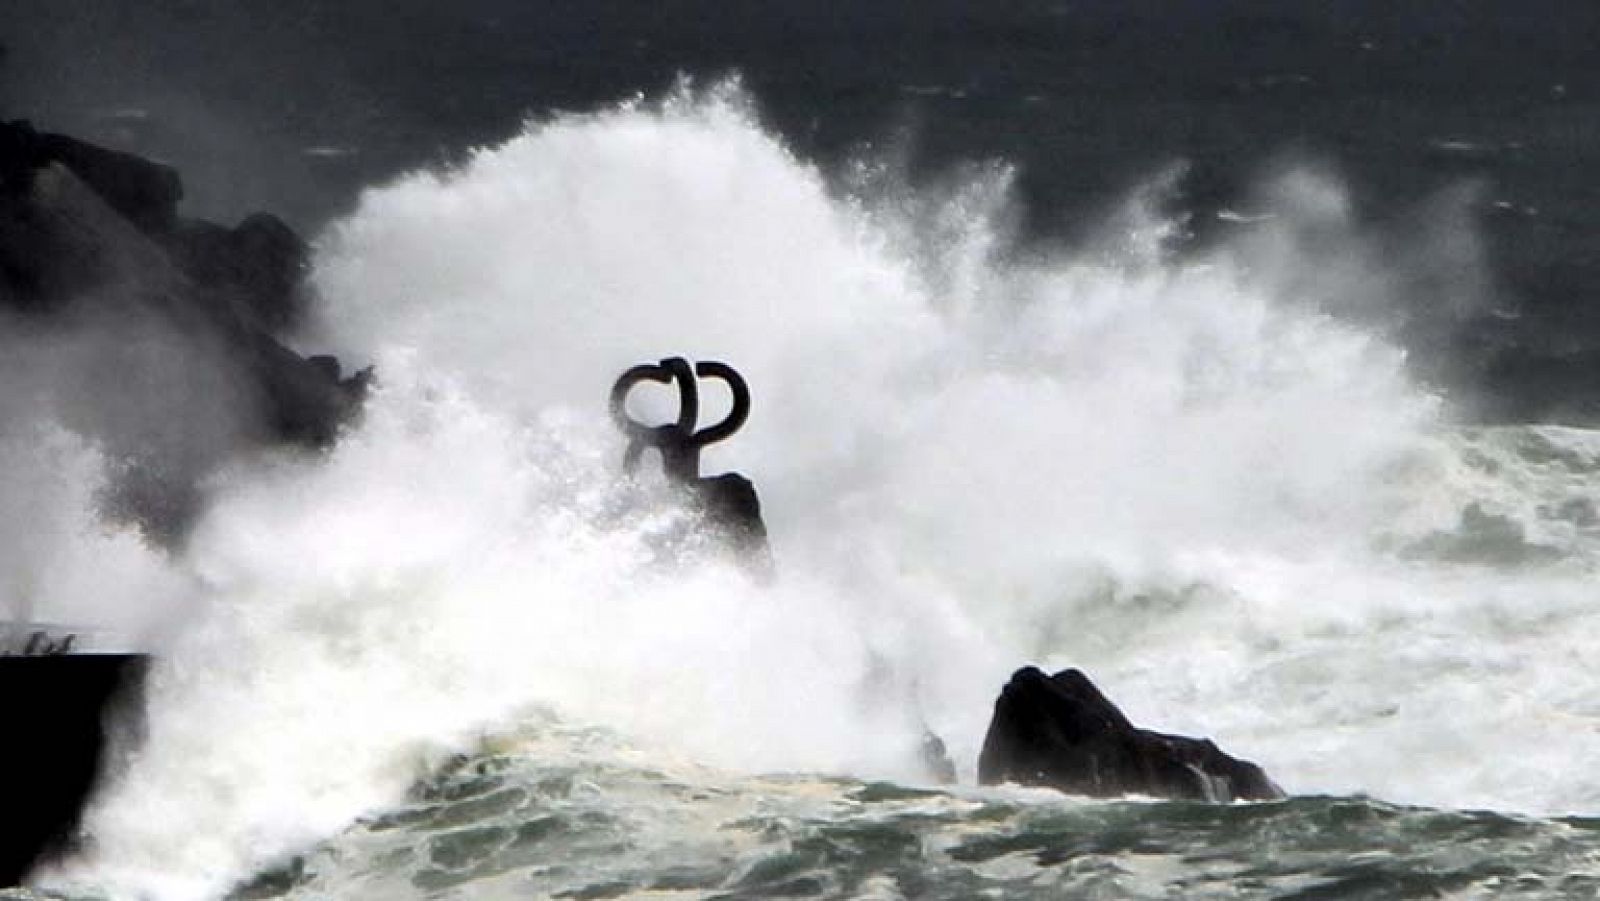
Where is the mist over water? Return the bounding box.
[35,83,1600,899]
[0,420,184,645]
[0,306,252,648]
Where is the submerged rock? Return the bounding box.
[918,730,958,785]
[1401,502,1563,568]
[978,666,1283,803]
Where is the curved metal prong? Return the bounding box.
[659,357,698,435]
[690,360,750,447]
[609,361,673,437]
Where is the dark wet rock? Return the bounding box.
[0,123,367,539]
[0,160,181,311]
[0,654,149,888]
[1,120,181,233]
[167,212,309,335]
[690,472,773,577]
[249,330,370,447]
[978,666,1284,803]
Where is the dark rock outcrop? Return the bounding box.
[0,120,368,538]
[0,654,148,887]
[167,211,310,335]
[978,666,1284,803]
[0,122,358,885]
[0,122,181,234]
[689,472,772,575]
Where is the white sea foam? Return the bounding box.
[38,81,1600,899]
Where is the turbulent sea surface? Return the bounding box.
[5,3,1600,900]
[133,726,1600,900]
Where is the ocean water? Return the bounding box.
[6,2,1597,414]
[3,83,1599,899]
[4,5,1600,900]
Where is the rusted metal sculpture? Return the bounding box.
[609,357,750,483]
[609,357,770,575]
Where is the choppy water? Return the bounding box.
[7,80,1600,900]
[197,724,1600,901]
[22,723,1600,900]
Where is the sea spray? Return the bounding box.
[0,321,196,646]
[37,82,1600,898]
[0,420,188,647]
